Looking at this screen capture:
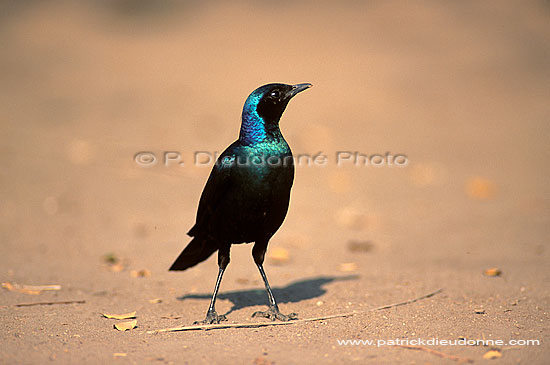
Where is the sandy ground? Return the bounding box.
[1,1,549,363]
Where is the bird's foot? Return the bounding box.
[252,307,298,321]
[193,310,227,325]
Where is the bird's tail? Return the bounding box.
[169,237,218,271]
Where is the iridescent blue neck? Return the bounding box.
[239,93,267,145]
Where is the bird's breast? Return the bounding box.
[235,142,293,179]
[213,139,294,243]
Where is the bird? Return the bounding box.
[169,82,312,324]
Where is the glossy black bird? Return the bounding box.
[169,83,312,324]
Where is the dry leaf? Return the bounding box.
[103,253,119,264]
[466,177,497,200]
[102,311,136,320]
[268,247,290,265]
[484,268,502,277]
[107,262,124,272]
[110,263,125,272]
[2,282,61,295]
[347,240,374,253]
[103,253,127,272]
[22,284,61,291]
[339,263,357,272]
[130,269,151,278]
[2,282,37,295]
[114,320,137,331]
[148,298,162,304]
[483,349,502,360]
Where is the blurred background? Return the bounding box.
[1,0,549,319]
[1,1,549,362]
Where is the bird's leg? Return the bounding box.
[194,245,230,325]
[251,241,298,321]
[252,263,298,321]
[195,267,227,325]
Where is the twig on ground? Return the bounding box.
[398,345,474,363]
[371,288,443,311]
[147,288,443,333]
[15,300,86,307]
[148,312,358,333]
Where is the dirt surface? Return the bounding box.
[1,1,549,364]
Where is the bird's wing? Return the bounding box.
[187,142,238,237]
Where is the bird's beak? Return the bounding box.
[286,83,312,99]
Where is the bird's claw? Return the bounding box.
[252,307,298,321]
[194,311,227,325]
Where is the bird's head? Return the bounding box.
[242,83,312,126]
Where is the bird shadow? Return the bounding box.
[177,274,358,317]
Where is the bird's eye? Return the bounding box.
[270,90,280,98]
